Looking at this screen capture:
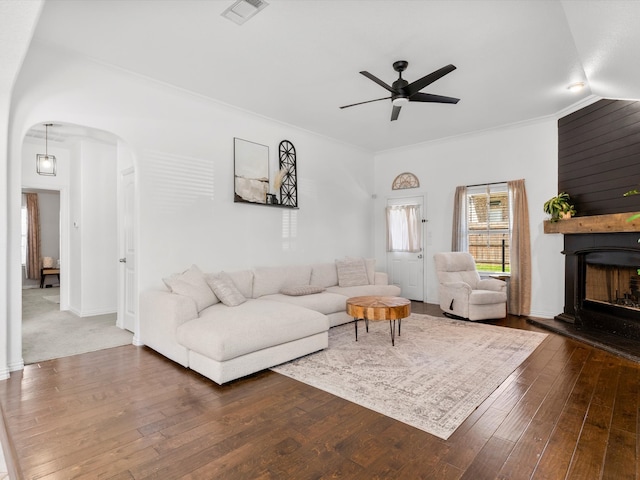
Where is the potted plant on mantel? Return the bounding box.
[624,188,640,222]
[543,192,576,222]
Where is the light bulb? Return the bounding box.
[392,97,409,107]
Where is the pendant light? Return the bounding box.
[36,123,56,176]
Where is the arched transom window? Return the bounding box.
[392,172,420,190]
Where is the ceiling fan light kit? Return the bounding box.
[340,60,460,121]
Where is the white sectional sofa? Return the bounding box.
[140,259,401,384]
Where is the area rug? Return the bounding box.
[272,313,547,440]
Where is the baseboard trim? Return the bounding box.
[7,361,23,373]
[70,307,117,318]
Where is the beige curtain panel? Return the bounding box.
[25,193,41,280]
[451,185,467,252]
[508,179,531,316]
[386,204,422,252]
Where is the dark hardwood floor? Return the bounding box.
[0,304,638,479]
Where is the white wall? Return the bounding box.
[373,118,565,318]
[0,0,43,378]
[6,43,375,368]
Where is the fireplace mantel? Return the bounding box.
[544,213,640,234]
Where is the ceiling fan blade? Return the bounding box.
[360,71,395,93]
[409,92,460,104]
[339,96,392,109]
[405,64,457,97]
[391,105,401,121]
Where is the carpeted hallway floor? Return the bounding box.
[22,287,133,364]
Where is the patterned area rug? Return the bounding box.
[272,313,547,439]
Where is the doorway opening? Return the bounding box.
[20,123,135,364]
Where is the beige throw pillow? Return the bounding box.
[347,256,375,284]
[163,264,218,312]
[335,258,370,287]
[207,272,247,307]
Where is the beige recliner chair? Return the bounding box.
[433,252,507,321]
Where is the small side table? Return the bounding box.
[40,268,60,288]
[346,296,411,346]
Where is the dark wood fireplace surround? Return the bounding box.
[532,99,640,361]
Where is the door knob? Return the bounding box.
[417,254,423,259]
[119,258,127,263]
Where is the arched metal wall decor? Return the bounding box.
[392,172,420,190]
[278,140,298,207]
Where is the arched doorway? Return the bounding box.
[19,123,135,364]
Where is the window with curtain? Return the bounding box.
[451,179,531,316]
[466,183,510,273]
[386,204,421,252]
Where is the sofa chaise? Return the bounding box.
[140,259,401,384]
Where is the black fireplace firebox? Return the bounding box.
[559,232,640,340]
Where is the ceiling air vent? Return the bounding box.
[221,0,269,25]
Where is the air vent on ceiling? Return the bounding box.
[221,0,269,25]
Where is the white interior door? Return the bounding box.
[387,196,425,301]
[119,169,136,332]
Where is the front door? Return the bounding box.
[386,196,425,301]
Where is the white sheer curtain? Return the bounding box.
[386,204,421,252]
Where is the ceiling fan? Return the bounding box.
[340,61,460,121]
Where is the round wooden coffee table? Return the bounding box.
[346,296,411,346]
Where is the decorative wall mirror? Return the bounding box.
[234,138,269,204]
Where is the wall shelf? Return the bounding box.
[543,213,640,234]
[235,199,298,209]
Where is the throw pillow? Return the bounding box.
[280,285,326,296]
[347,256,376,284]
[335,258,369,287]
[163,264,218,312]
[207,272,247,307]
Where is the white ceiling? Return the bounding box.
[24,123,118,147]
[23,0,640,152]
[0,1,41,104]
